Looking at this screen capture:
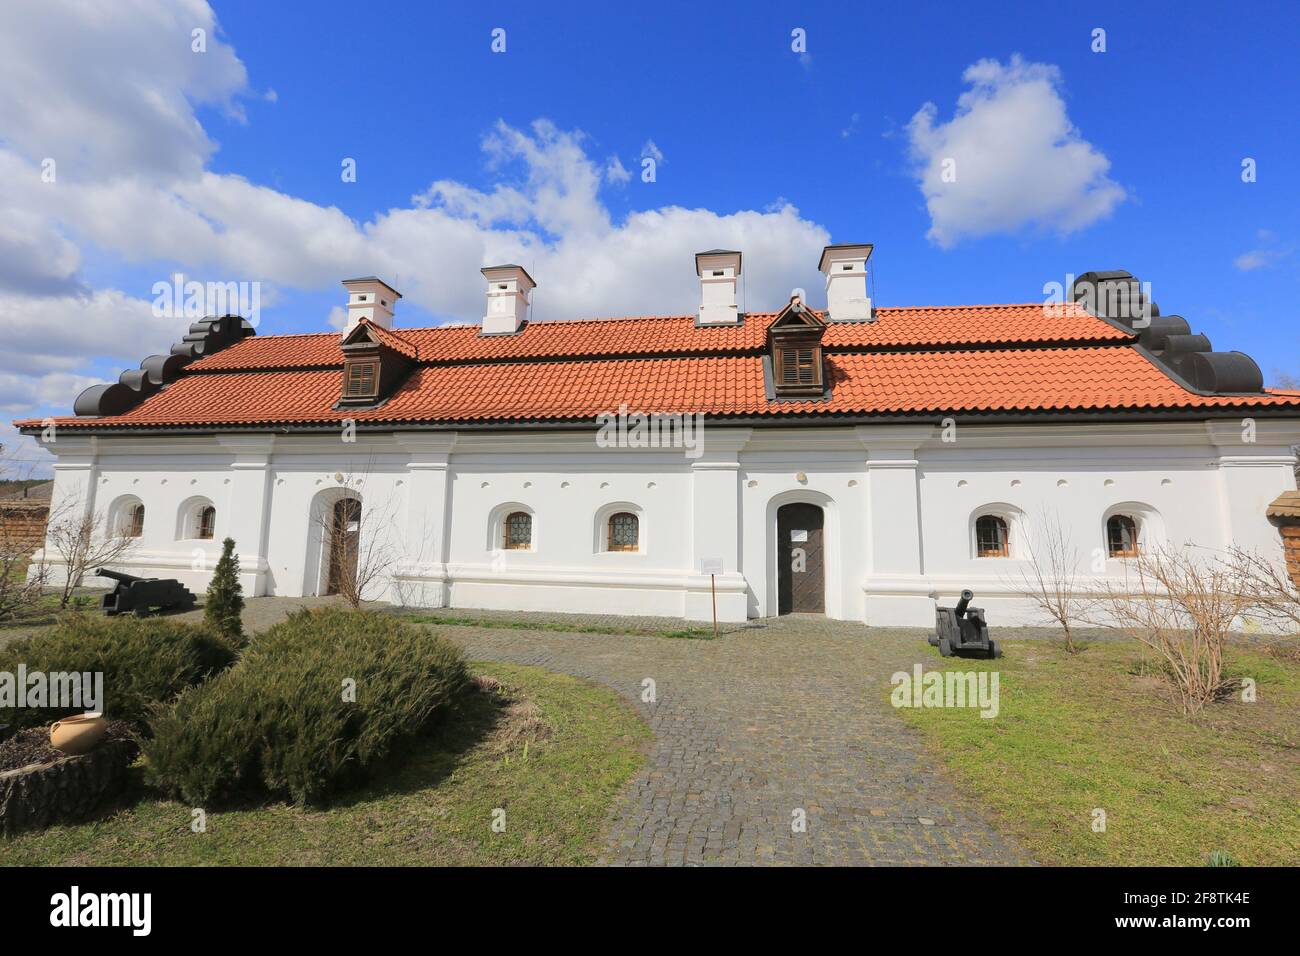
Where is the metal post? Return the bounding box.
[711,573,717,639]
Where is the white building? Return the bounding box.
[19,248,1300,627]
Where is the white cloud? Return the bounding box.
[1233,230,1291,272]
[0,422,55,476]
[907,55,1125,248]
[0,0,248,184]
[0,288,171,377]
[604,155,632,184]
[641,140,665,164]
[0,1,832,445]
[0,370,104,413]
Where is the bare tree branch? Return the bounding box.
[0,445,50,621]
[1088,544,1242,716]
[310,462,399,608]
[1014,508,1092,653]
[43,496,138,609]
[1222,544,1300,638]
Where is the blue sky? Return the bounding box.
[1,0,1298,472]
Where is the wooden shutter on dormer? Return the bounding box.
[777,346,820,387]
[343,358,379,400]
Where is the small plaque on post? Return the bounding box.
[699,557,723,575]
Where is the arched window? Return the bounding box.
[607,512,639,552]
[124,503,145,538]
[1107,514,1139,557]
[975,515,1009,557]
[197,505,216,540]
[177,498,217,540]
[504,511,532,550]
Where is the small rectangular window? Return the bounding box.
[504,512,532,550]
[779,347,818,385]
[344,360,378,397]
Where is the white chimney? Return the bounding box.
[695,249,742,325]
[481,264,535,335]
[342,277,401,329]
[819,244,874,322]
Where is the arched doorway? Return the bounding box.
[326,497,362,596]
[777,502,825,614]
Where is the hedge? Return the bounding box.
[143,609,469,807]
[0,615,237,730]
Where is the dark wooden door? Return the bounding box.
[777,502,825,614]
[326,498,361,595]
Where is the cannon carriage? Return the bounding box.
[96,568,197,617]
[928,589,1001,659]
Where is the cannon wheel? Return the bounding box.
[133,606,151,618]
[937,637,953,657]
[988,639,1002,659]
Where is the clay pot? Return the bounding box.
[50,713,108,756]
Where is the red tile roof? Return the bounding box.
[26,346,1300,431]
[190,303,1129,371]
[16,301,1300,432]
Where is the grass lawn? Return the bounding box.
[895,638,1300,866]
[2,662,649,866]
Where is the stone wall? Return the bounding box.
[0,739,137,835]
[0,500,50,557]
[1282,526,1300,588]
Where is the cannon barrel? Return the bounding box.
[954,589,974,616]
[96,567,146,585]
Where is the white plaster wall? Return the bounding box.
[440,441,695,616]
[911,423,1298,626]
[31,420,1300,629]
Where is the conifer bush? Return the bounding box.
[204,537,245,645]
[0,615,237,729]
[143,609,469,807]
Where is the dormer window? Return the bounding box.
[336,319,415,408]
[767,297,827,398]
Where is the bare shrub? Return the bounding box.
[43,497,137,608]
[1223,544,1300,638]
[0,446,49,621]
[1091,544,1242,716]
[1017,509,1092,653]
[0,511,48,621]
[310,465,399,608]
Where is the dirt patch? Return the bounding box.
[489,697,553,754]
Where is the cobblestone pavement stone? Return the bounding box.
[418,608,1032,866]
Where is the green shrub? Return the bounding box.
[143,609,469,807]
[0,614,237,729]
[204,537,245,644]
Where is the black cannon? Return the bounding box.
[97,568,197,617]
[928,589,1001,659]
